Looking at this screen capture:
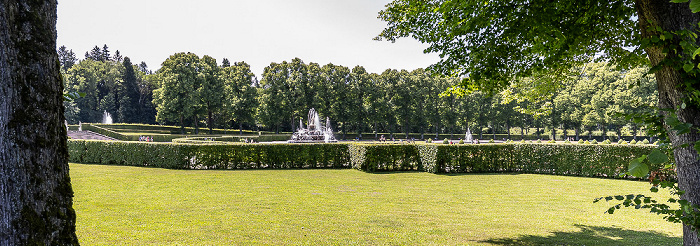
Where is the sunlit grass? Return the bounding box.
[71,164,681,245]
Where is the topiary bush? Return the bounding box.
[443,138,449,144]
[642,138,650,144]
[459,139,464,144]
[629,139,637,145]
[590,139,598,145]
[619,139,628,145]
[578,139,585,144]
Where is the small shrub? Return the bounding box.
[642,139,650,144]
[489,139,495,143]
[536,139,542,143]
[459,139,464,144]
[619,139,628,145]
[630,139,637,145]
[426,138,432,143]
[602,139,611,145]
[653,140,660,145]
[443,138,449,144]
[520,139,526,143]
[583,140,591,144]
[591,139,598,145]
[578,139,585,144]
[564,139,571,144]
[548,140,556,143]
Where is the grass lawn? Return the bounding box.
[70,164,681,245]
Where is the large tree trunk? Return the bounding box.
[637,1,700,245]
[0,1,79,244]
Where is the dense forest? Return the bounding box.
[60,45,657,140]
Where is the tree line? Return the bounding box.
[60,46,657,140]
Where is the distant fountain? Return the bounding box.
[288,108,337,143]
[78,121,82,131]
[465,128,473,143]
[102,111,113,124]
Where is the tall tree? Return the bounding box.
[118,57,141,123]
[222,61,258,134]
[198,55,224,134]
[0,0,79,244]
[57,45,77,73]
[378,1,700,243]
[153,52,200,133]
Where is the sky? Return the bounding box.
[56,0,440,77]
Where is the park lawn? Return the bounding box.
[70,163,681,245]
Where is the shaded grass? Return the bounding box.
[70,164,681,245]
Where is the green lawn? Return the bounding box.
[70,164,681,245]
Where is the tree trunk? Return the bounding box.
[374,122,378,140]
[207,106,213,135]
[0,1,79,244]
[239,122,243,136]
[180,115,185,134]
[636,1,700,244]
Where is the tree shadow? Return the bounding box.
[481,224,681,246]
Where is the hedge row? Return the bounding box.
[68,140,665,179]
[68,140,349,169]
[349,143,660,179]
[94,123,263,135]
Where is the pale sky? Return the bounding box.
[56,0,440,77]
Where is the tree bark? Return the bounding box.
[0,1,79,244]
[636,1,700,245]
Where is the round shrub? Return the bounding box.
[443,138,449,144]
[630,139,637,145]
[591,139,598,145]
[459,139,464,144]
[426,138,432,143]
[578,139,585,144]
[564,139,571,144]
[642,139,650,144]
[619,139,628,145]
[602,139,612,145]
[489,139,495,143]
[520,139,526,143]
[536,139,542,143]
[583,140,591,144]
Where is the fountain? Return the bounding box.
[465,128,473,143]
[288,108,337,143]
[102,111,113,124]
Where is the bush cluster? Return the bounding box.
[69,141,664,180]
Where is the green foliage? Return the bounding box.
[443,138,449,144]
[489,139,495,143]
[69,141,658,181]
[603,139,612,145]
[426,138,432,143]
[584,140,591,145]
[458,139,464,144]
[578,139,585,144]
[642,138,650,144]
[591,139,598,145]
[69,140,349,169]
[630,139,637,145]
[619,140,628,145]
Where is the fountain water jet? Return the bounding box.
[288,108,337,143]
[465,128,473,143]
[102,111,113,124]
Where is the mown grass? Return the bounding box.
[70,164,681,245]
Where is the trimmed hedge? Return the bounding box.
[68,140,666,179]
[68,140,349,169]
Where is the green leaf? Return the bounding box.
[629,156,649,177]
[691,0,700,13]
[695,141,700,155]
[648,149,669,164]
[684,63,694,72]
[671,0,690,3]
[693,48,700,59]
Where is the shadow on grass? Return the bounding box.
[481,224,681,246]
